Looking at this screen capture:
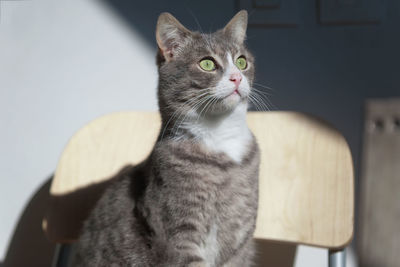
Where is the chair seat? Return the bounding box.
[43,111,353,248]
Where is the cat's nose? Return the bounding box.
[229,73,242,87]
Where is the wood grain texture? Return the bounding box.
[50,112,160,195]
[358,98,400,267]
[249,112,353,248]
[43,111,354,249]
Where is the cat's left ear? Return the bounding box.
[223,10,248,44]
[156,12,191,62]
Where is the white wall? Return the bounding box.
[0,1,356,266]
[0,0,157,260]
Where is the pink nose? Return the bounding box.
[229,73,242,87]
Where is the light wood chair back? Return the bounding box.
[43,111,354,250]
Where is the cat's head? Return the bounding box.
[156,10,254,120]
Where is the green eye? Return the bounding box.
[235,57,247,70]
[199,59,216,71]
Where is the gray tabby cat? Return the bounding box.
[71,10,260,267]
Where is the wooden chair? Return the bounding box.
[43,111,354,267]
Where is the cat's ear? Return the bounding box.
[223,10,248,44]
[156,12,191,62]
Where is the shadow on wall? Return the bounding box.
[100,0,237,50]
[3,178,56,267]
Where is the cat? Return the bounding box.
[70,10,260,267]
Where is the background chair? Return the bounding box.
[357,98,400,267]
[43,111,354,266]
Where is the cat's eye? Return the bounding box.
[199,59,216,71]
[235,56,247,70]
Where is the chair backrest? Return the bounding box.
[43,111,354,249]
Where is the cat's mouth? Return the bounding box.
[226,89,241,98]
[232,89,241,96]
[215,88,247,106]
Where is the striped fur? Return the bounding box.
[72,10,260,267]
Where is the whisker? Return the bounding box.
[162,82,279,139]
[203,96,219,117]
[254,90,277,110]
[253,82,277,92]
[250,90,276,111]
[196,95,216,122]
[248,94,265,111]
[160,92,210,139]
[259,90,278,110]
[172,94,213,137]
[187,8,203,33]
[251,87,273,96]
[248,94,261,111]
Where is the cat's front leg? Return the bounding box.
[221,238,255,267]
[161,222,212,267]
[149,177,215,266]
[158,243,210,267]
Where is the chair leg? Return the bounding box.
[329,248,346,267]
[52,244,72,267]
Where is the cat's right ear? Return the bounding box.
[156,13,191,62]
[223,10,248,44]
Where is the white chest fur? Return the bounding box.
[188,103,252,163]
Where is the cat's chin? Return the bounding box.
[205,96,247,116]
[221,93,246,110]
